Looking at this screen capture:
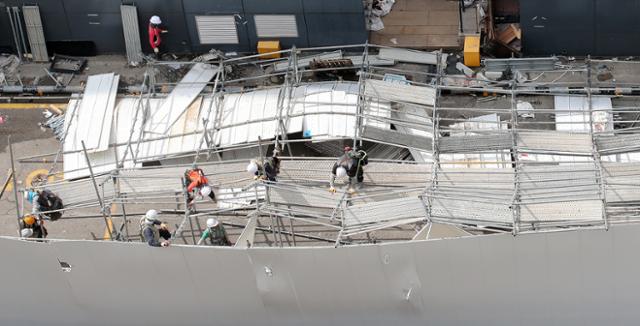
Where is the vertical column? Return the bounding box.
[423,51,444,224]
[509,76,521,235]
[587,57,609,230]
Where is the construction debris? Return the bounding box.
[49,54,86,73]
[366,0,395,31]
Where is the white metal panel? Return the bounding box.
[72,73,119,153]
[377,48,447,66]
[120,5,143,64]
[364,79,436,106]
[195,15,239,44]
[554,96,613,133]
[254,15,298,38]
[145,63,215,134]
[22,5,48,62]
[213,87,284,147]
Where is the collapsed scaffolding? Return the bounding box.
[12,44,640,247]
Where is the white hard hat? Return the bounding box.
[145,209,159,222]
[206,218,219,228]
[21,228,33,238]
[336,166,348,178]
[150,15,162,25]
[247,161,259,174]
[200,186,212,197]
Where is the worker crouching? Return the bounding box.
[184,164,216,208]
[246,149,281,182]
[25,189,64,221]
[197,218,232,246]
[329,146,368,193]
[141,210,171,247]
[19,214,47,239]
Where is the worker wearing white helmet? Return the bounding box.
[329,145,368,193]
[197,218,232,246]
[141,209,170,247]
[183,164,217,210]
[247,148,281,182]
[148,15,168,59]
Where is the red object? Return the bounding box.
[186,169,209,193]
[343,146,352,152]
[148,24,162,49]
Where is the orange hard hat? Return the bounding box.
[23,215,36,226]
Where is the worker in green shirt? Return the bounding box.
[197,218,232,246]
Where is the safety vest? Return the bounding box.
[142,224,160,244]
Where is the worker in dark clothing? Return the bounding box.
[19,215,47,239]
[141,210,170,247]
[148,15,168,59]
[246,149,281,182]
[329,146,368,193]
[197,218,232,246]
[25,189,64,221]
[183,164,216,207]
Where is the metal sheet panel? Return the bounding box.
[120,5,143,64]
[65,73,119,154]
[22,5,48,62]
[195,15,239,44]
[377,48,447,66]
[343,196,425,227]
[155,63,216,134]
[554,96,613,132]
[364,79,436,106]
[254,14,298,38]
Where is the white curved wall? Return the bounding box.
[1,224,638,325]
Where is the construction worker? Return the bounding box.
[329,146,368,193]
[197,218,232,246]
[246,149,281,182]
[25,189,64,221]
[18,214,47,239]
[141,210,170,247]
[184,164,216,207]
[148,15,168,59]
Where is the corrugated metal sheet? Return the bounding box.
[254,15,298,38]
[554,96,612,133]
[343,196,425,227]
[195,15,239,44]
[377,48,447,66]
[64,82,392,178]
[68,73,119,153]
[290,82,390,139]
[364,79,436,106]
[120,5,143,64]
[22,5,48,62]
[518,131,593,154]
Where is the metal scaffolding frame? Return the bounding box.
[15,44,640,247]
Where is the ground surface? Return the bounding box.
[369,0,466,49]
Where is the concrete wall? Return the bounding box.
[0,224,639,325]
[0,0,367,55]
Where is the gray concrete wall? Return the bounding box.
[0,224,638,325]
